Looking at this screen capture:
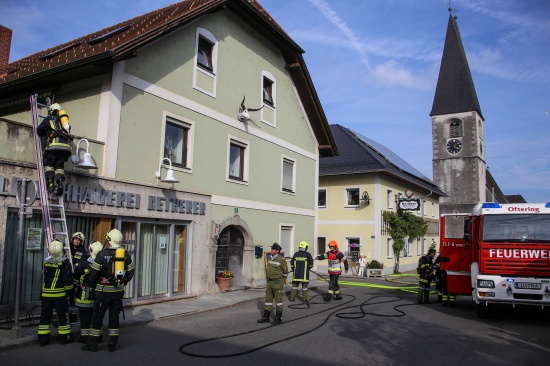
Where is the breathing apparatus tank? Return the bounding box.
[58,109,71,132]
[114,247,126,283]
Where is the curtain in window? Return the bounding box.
[282,159,293,192]
[165,121,186,166]
[280,226,292,256]
[229,144,242,178]
[138,224,169,298]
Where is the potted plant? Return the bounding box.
[366,260,384,278]
[215,270,234,291]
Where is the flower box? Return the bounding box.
[367,268,383,278]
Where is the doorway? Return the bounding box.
[215,226,244,285]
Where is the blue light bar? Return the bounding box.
[481,202,501,209]
[545,202,550,208]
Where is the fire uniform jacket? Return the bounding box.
[88,247,134,299]
[41,257,74,299]
[37,116,72,152]
[73,255,95,307]
[418,254,433,280]
[317,250,348,274]
[291,251,313,282]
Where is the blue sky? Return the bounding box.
[2,0,549,202]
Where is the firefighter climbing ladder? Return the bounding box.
[29,94,72,268]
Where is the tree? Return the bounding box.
[383,210,428,273]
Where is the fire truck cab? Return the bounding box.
[440,202,550,318]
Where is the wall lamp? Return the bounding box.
[155,158,179,183]
[71,138,97,169]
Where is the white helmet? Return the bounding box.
[106,229,123,248]
[89,241,103,259]
[72,232,85,243]
[48,240,65,260]
[49,103,61,112]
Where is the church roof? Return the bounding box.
[430,14,483,120]
[320,124,446,197]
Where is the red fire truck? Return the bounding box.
[439,202,550,317]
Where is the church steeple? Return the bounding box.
[430,14,483,120]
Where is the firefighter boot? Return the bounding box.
[289,289,297,302]
[437,295,442,303]
[81,344,98,352]
[334,292,343,300]
[56,176,65,196]
[417,288,424,304]
[108,344,117,352]
[423,290,430,303]
[271,311,283,326]
[46,177,54,194]
[59,335,74,345]
[257,310,271,323]
[302,290,309,302]
[323,293,332,301]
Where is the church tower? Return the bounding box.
[430,13,486,215]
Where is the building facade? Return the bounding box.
[0,0,337,309]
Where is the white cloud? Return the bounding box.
[364,60,433,91]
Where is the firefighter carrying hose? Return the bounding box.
[82,229,134,352]
[36,103,72,196]
[290,241,314,302]
[316,240,348,301]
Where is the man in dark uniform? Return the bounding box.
[82,229,134,352]
[290,241,313,302]
[418,248,436,303]
[257,243,288,325]
[69,232,86,322]
[36,103,72,196]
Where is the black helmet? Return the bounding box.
[428,248,436,254]
[271,243,282,251]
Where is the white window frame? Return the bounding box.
[260,70,276,127]
[386,238,393,259]
[226,135,250,185]
[416,238,421,256]
[281,155,296,195]
[431,203,435,217]
[346,237,361,258]
[344,187,360,208]
[193,27,218,98]
[317,236,327,256]
[387,189,393,209]
[318,189,327,208]
[422,238,427,254]
[160,111,195,174]
[279,224,294,257]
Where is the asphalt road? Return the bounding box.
[2,278,549,366]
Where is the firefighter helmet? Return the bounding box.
[328,240,338,249]
[89,241,103,259]
[49,103,61,112]
[299,241,309,250]
[71,232,85,243]
[48,240,64,260]
[106,229,123,248]
[271,243,282,251]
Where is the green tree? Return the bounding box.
[383,211,428,273]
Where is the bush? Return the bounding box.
[366,260,383,269]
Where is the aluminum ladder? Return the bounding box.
[29,94,72,269]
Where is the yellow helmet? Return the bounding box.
[106,229,123,248]
[299,241,309,250]
[89,241,103,259]
[48,240,65,260]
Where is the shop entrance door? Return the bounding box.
[138,224,170,299]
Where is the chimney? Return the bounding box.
[0,25,13,76]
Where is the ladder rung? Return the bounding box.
[55,233,68,237]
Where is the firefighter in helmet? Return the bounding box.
[74,241,103,344]
[37,240,74,346]
[290,241,314,302]
[69,232,86,322]
[82,229,134,352]
[36,103,72,196]
[316,240,348,300]
[257,243,288,326]
[418,248,436,303]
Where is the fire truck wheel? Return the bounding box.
[475,301,490,318]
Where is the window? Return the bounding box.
[317,237,326,255]
[318,189,327,208]
[194,28,218,97]
[162,113,194,171]
[431,203,435,217]
[197,36,213,71]
[281,156,296,194]
[227,136,249,183]
[417,238,421,256]
[347,237,360,260]
[387,238,393,259]
[345,188,360,207]
[387,189,393,209]
[449,118,462,138]
[279,225,293,256]
[263,77,274,106]
[403,238,411,257]
[422,238,427,254]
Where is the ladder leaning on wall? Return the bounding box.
[29,94,72,269]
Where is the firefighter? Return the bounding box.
[74,241,103,344]
[36,103,72,196]
[82,229,134,352]
[257,243,288,326]
[417,248,436,303]
[433,254,443,303]
[315,240,348,301]
[69,232,86,322]
[290,241,314,302]
[37,240,74,347]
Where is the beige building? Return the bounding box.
[317,125,445,274]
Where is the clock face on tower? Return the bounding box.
[446,138,462,154]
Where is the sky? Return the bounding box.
[1,0,549,202]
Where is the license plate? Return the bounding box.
[515,282,541,289]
